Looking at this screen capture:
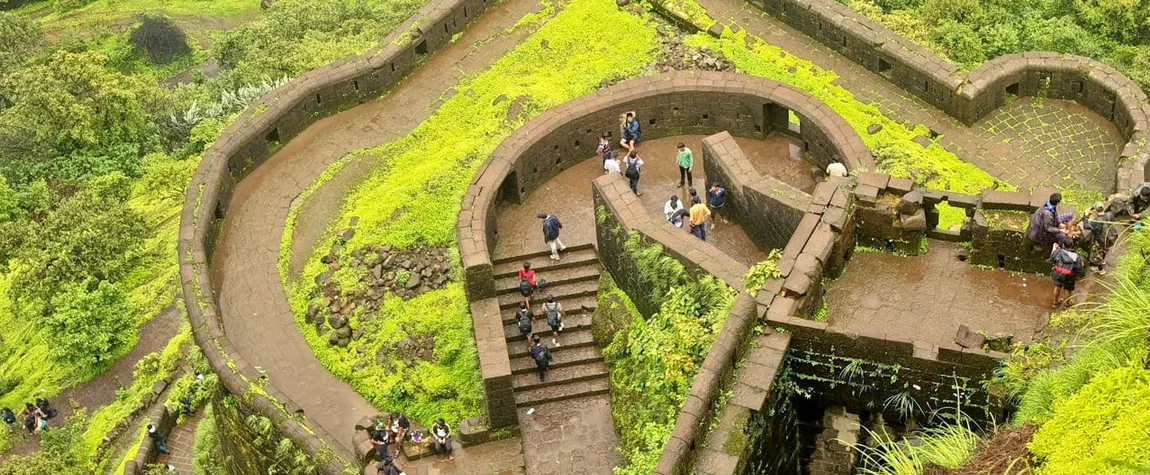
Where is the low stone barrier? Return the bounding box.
[179,0,495,469]
[751,0,1150,192]
[123,405,175,475]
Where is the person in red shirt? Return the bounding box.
[518,262,537,307]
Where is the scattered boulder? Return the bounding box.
[954,325,985,349]
[898,190,923,215]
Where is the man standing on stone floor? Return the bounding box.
[707,183,727,230]
[689,196,711,241]
[537,212,566,260]
[676,142,694,187]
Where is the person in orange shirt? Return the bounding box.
[688,196,711,241]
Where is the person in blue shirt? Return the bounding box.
[707,183,727,230]
[620,112,641,152]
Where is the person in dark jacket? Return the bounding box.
[1124,183,1150,220]
[530,335,552,382]
[537,212,566,260]
[1050,244,1084,308]
[148,424,170,454]
[620,112,641,152]
[1027,192,1070,250]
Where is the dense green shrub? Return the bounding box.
[0,12,43,79]
[128,13,191,65]
[213,0,424,87]
[192,404,224,475]
[44,281,136,367]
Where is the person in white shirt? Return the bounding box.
[664,195,683,221]
[604,151,621,175]
[826,161,847,178]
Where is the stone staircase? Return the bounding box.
[491,244,611,408]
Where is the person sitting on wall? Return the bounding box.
[620,112,641,152]
[825,161,847,178]
[1027,192,1072,250]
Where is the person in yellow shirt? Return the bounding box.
[688,196,710,241]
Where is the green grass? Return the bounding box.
[112,423,148,475]
[285,0,661,424]
[854,422,982,475]
[17,0,260,35]
[684,29,1013,229]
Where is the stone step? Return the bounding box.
[500,295,597,325]
[495,264,601,296]
[513,360,608,392]
[513,377,610,408]
[491,243,595,267]
[511,345,604,375]
[502,312,593,342]
[497,279,598,310]
[492,247,600,279]
[508,329,596,358]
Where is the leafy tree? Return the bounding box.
[45,280,135,366]
[0,453,88,475]
[12,183,147,310]
[0,50,158,161]
[931,21,987,67]
[979,21,1023,58]
[0,12,42,82]
[1071,0,1150,44]
[920,0,984,28]
[1021,15,1106,59]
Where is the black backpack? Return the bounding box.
[544,302,562,327]
[532,345,550,364]
[518,310,533,333]
[1,408,14,424]
[624,159,639,179]
[518,278,533,294]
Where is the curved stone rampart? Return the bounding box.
[755,0,1150,192]
[178,0,493,470]
[459,70,873,303]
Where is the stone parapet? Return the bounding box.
[178,0,495,470]
[749,0,1150,193]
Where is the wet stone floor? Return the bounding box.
[492,134,814,267]
[824,241,1052,348]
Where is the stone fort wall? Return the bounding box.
[751,0,1150,192]
[177,0,494,470]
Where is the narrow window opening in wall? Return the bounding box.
[391,62,396,72]
[1005,82,1019,96]
[574,140,580,148]
[755,124,762,133]
[215,202,225,219]
[315,93,322,105]
[923,79,929,92]
[841,36,847,48]
[702,113,709,119]
[353,80,359,91]
[997,254,1006,269]
[673,106,680,111]
[453,18,457,28]
[555,157,562,165]
[928,128,940,139]
[266,127,280,143]
[648,118,656,125]
[415,40,428,56]
[1077,81,1084,94]
[445,23,450,34]
[532,167,538,174]
[464,6,468,16]
[878,58,891,76]
[817,22,822,30]
[553,144,559,151]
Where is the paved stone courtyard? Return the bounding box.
[824,241,1051,348]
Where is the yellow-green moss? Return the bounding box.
[287,0,661,423]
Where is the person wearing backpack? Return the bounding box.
[623,150,644,196]
[1,407,16,430]
[518,262,537,307]
[542,295,563,346]
[517,302,535,351]
[537,213,566,261]
[530,335,553,382]
[1050,243,1085,308]
[620,112,641,152]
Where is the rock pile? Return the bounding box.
[306,230,452,347]
[654,23,734,73]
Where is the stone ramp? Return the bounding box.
[156,412,203,474]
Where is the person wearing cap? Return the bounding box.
[148,423,170,454]
[1027,192,1069,250]
[1125,183,1150,220]
[676,142,694,187]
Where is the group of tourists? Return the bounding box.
[516,262,561,381]
[2,398,57,435]
[596,113,730,242]
[1028,184,1150,307]
[366,412,456,472]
